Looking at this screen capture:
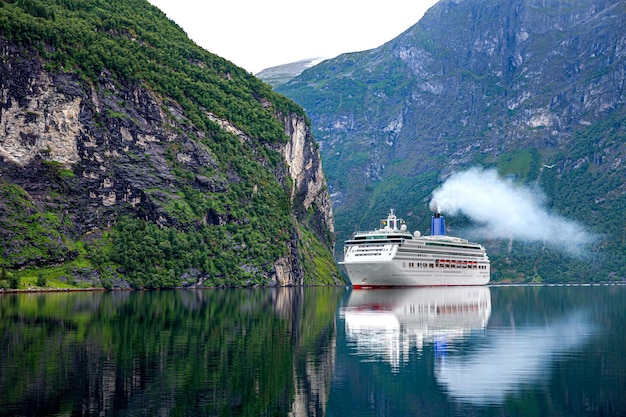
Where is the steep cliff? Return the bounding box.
[278,0,626,282]
[0,0,340,288]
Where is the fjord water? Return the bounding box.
[1,285,625,416]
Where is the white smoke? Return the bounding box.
[429,167,596,255]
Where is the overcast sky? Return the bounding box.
[147,0,440,74]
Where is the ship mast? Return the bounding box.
[383,209,403,231]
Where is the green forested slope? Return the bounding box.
[278,0,626,283]
[0,0,302,139]
[0,0,340,288]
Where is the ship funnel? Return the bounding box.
[431,212,446,236]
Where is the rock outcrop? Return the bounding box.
[278,113,334,242]
[0,28,339,286]
[278,0,626,282]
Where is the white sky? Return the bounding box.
[147,0,440,74]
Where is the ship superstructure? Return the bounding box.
[339,209,490,288]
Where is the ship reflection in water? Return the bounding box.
[340,286,491,370]
[340,285,598,406]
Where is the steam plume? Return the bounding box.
[429,167,596,255]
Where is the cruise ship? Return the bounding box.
[339,209,490,288]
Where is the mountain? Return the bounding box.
[0,0,341,289]
[256,58,325,88]
[277,0,626,283]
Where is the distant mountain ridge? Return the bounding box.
[256,58,325,88]
[278,0,626,282]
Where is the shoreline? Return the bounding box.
[2,281,625,294]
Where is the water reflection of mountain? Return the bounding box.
[0,288,343,417]
[340,286,492,370]
[273,287,337,417]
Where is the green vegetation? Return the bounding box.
[0,0,303,142]
[276,0,626,283]
[297,224,338,285]
[0,268,19,289]
[0,180,77,271]
[0,0,339,288]
[497,148,541,181]
[36,272,47,287]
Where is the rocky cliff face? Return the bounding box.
[0,33,338,287]
[278,113,334,240]
[278,0,626,281]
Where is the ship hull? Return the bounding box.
[339,259,490,288]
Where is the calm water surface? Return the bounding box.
[1,284,625,416]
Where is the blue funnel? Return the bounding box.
[431,213,446,236]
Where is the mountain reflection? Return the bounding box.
[0,288,343,417]
[340,287,491,370]
[436,310,597,405]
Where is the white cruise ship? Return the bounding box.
[339,209,490,288]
